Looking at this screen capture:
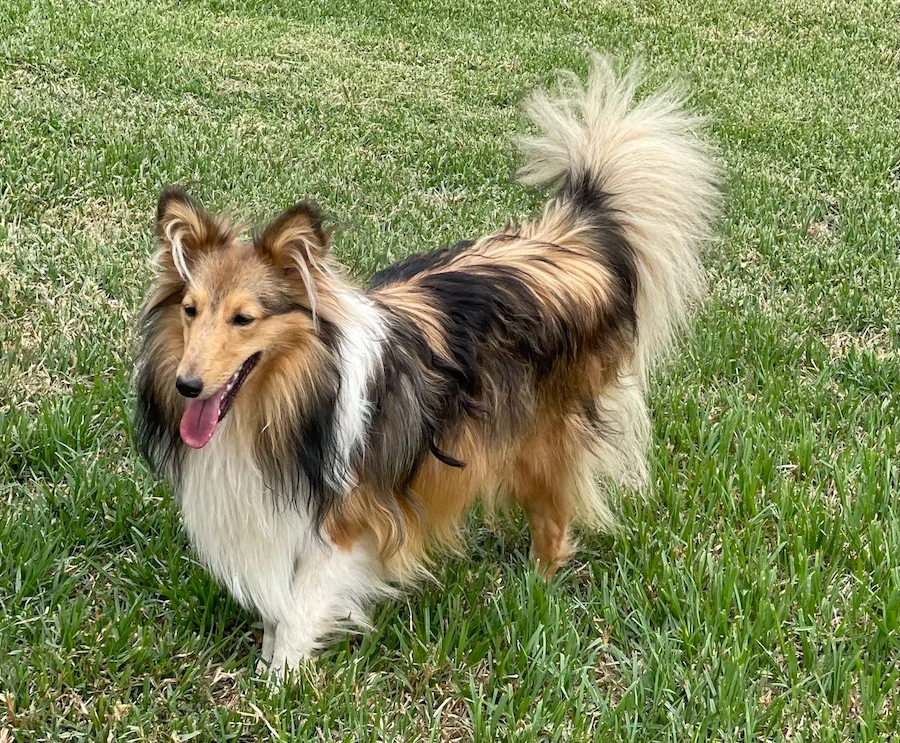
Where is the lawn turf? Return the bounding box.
[1,0,899,740]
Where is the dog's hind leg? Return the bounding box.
[507,426,577,577]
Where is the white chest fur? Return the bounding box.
[177,425,312,623]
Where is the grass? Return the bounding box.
[1,0,899,739]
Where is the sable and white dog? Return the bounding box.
[134,56,720,674]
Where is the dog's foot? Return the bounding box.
[255,650,316,681]
[531,533,576,578]
[533,555,565,578]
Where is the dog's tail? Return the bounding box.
[518,54,721,383]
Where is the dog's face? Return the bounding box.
[145,187,334,449]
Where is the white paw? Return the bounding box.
[256,650,316,681]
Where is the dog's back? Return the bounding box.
[333,56,721,577]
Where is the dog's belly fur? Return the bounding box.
[179,423,310,623]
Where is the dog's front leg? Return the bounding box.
[267,539,382,675]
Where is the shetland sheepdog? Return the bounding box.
[135,56,720,674]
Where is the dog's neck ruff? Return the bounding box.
[175,289,386,621]
[327,288,386,492]
[178,423,312,621]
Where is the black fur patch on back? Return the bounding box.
[369,240,475,288]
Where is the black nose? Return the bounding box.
[175,376,204,398]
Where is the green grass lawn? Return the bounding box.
[1,0,899,739]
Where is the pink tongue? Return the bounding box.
[180,386,228,449]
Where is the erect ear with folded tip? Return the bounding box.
[140,187,238,319]
[155,186,235,284]
[253,201,336,318]
[254,201,333,268]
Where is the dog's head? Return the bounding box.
[142,187,339,449]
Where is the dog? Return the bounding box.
[134,55,720,674]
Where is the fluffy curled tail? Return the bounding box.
[518,54,721,383]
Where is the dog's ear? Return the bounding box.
[141,187,236,320]
[253,201,332,268]
[254,201,337,322]
[155,186,234,283]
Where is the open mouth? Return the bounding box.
[179,352,261,449]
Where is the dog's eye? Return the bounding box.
[183,305,197,318]
[232,314,255,326]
